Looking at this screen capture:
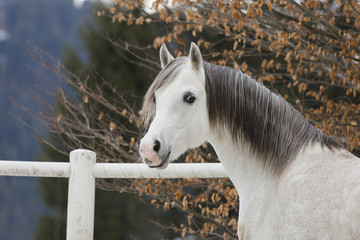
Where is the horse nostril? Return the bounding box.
[153,140,161,152]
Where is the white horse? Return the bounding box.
[139,42,360,239]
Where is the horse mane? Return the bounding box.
[141,57,342,176]
[203,61,342,175]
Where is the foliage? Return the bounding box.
[36,0,360,239]
[109,0,360,153]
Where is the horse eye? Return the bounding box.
[183,93,196,104]
[152,96,156,104]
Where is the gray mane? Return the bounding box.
[141,57,342,176]
[203,61,342,175]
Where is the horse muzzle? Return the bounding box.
[144,151,171,169]
[139,136,171,169]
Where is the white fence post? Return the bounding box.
[66,149,96,240]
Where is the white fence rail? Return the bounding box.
[0,149,227,240]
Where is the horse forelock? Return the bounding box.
[203,62,342,176]
[141,57,188,131]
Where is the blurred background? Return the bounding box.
[0,0,169,239]
[0,0,86,239]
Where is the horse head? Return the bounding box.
[139,43,209,169]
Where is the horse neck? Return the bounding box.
[208,130,276,201]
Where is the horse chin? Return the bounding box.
[145,151,171,170]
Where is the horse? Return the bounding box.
[139,42,360,239]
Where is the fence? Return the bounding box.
[0,149,227,240]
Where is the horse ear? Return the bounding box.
[159,44,175,69]
[189,42,203,71]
